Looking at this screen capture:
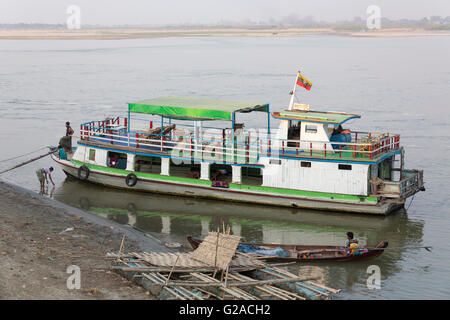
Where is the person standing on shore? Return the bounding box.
[36,167,55,192]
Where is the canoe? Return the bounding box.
[187,236,388,262]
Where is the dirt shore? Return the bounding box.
[0,180,174,299]
[0,27,449,40]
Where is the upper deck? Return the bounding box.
[75,97,400,166]
[78,115,400,166]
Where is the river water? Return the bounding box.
[0,36,449,299]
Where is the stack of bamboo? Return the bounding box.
[106,232,340,300]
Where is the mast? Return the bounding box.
[288,70,300,110]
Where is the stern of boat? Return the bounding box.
[372,169,425,204]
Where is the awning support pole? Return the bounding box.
[127,105,131,133]
[231,112,235,163]
[161,116,164,151]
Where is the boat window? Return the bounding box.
[241,166,263,186]
[210,164,232,182]
[107,151,127,170]
[269,159,281,165]
[301,161,311,168]
[135,155,161,174]
[89,149,96,161]
[338,164,352,170]
[305,125,317,133]
[170,161,201,179]
[288,122,300,140]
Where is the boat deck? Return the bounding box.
[78,117,400,165]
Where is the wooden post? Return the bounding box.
[117,234,126,260]
[246,135,249,164]
[214,231,219,270]
[166,255,180,285]
[223,265,230,288]
[310,142,312,156]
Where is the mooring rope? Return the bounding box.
[0,148,56,175]
[406,194,415,211]
[0,146,48,163]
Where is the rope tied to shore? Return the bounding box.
[0,147,57,175]
[0,146,48,163]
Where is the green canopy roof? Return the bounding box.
[128,97,269,121]
[272,110,360,125]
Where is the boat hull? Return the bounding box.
[187,236,388,262]
[52,156,402,215]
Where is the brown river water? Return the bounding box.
[0,36,449,299]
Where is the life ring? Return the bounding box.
[125,173,138,187]
[78,165,90,180]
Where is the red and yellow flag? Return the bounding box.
[296,72,312,91]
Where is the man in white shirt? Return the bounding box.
[36,167,55,191]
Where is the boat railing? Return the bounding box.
[372,169,424,199]
[78,118,401,164]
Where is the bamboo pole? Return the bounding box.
[166,275,318,288]
[117,234,126,260]
[166,254,180,284]
[0,149,56,175]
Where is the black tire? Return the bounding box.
[77,165,90,180]
[125,173,138,187]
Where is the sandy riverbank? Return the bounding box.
[0,180,176,299]
[0,27,449,40]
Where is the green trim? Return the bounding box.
[128,96,269,121]
[72,160,378,205]
[272,110,360,125]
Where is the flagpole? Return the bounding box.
[288,70,300,110]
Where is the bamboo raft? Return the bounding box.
[107,231,340,300]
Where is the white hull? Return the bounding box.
[53,156,401,215]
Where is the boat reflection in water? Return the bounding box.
[54,177,425,298]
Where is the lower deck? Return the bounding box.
[52,154,404,215]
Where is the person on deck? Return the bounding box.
[59,121,74,155]
[330,125,352,149]
[36,167,55,191]
[66,121,74,137]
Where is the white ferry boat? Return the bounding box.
[52,95,424,215]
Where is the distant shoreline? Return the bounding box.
[1,27,449,40]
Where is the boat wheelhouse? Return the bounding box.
[52,96,424,215]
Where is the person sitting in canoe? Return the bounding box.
[345,232,360,255]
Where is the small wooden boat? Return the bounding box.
[187,236,388,262]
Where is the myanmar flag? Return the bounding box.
[297,73,312,91]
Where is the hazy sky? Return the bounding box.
[1,0,449,25]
